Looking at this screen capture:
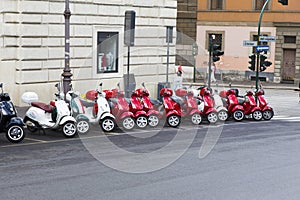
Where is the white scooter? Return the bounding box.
[67,83,116,134]
[22,83,77,138]
[212,89,228,121]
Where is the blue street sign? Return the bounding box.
[256,45,269,52]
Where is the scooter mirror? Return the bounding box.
[99,82,103,87]
[0,83,2,88]
[141,82,145,87]
[55,83,60,91]
[117,82,120,88]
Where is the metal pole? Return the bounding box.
[62,0,72,97]
[208,37,212,89]
[127,46,130,98]
[256,0,270,92]
[166,40,170,83]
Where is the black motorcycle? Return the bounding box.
[0,83,25,143]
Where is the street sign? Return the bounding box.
[256,45,270,52]
[260,36,276,42]
[243,40,257,47]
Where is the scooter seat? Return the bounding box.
[81,100,95,108]
[31,102,53,113]
[171,96,184,105]
[150,98,162,106]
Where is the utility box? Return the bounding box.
[157,82,170,102]
[123,73,136,97]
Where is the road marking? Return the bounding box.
[24,138,47,143]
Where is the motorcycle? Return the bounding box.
[238,90,263,121]
[67,83,116,134]
[160,88,181,127]
[0,83,25,143]
[175,88,203,125]
[129,90,149,128]
[103,84,135,131]
[222,89,245,121]
[22,83,77,138]
[197,87,218,124]
[255,89,273,120]
[135,83,162,127]
[212,88,228,121]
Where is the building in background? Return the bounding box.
[0,0,177,105]
[197,0,300,84]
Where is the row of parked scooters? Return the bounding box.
[0,81,273,143]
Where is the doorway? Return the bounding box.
[281,49,296,83]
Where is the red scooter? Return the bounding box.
[135,83,162,127]
[222,89,245,121]
[175,88,203,125]
[239,90,263,121]
[160,88,181,127]
[255,89,273,120]
[103,85,135,131]
[197,87,218,124]
[129,91,148,128]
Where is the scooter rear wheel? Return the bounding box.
[62,122,77,138]
[167,115,181,128]
[6,125,25,143]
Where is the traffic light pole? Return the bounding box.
[256,0,270,92]
[208,37,212,89]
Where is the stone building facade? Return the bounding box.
[176,0,197,67]
[0,0,177,105]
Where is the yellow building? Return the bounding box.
[197,0,300,83]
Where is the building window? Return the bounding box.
[97,32,118,73]
[210,0,223,10]
[255,0,269,10]
[206,33,224,51]
[252,34,268,53]
[284,36,296,44]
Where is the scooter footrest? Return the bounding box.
[81,100,95,108]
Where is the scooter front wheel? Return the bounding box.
[191,113,202,125]
[6,125,25,143]
[167,115,181,128]
[76,120,90,134]
[218,110,228,121]
[207,112,218,124]
[121,117,135,131]
[62,122,77,138]
[136,115,148,129]
[252,110,263,121]
[263,110,273,120]
[233,110,244,121]
[100,117,115,132]
[148,114,160,127]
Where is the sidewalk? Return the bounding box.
[184,80,299,90]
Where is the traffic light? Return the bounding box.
[278,0,288,5]
[212,44,224,62]
[248,54,256,71]
[259,54,272,72]
[192,43,198,56]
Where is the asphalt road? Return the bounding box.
[0,88,299,200]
